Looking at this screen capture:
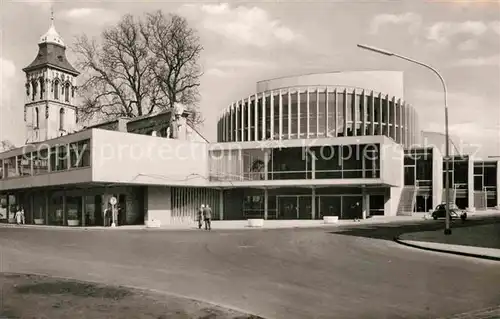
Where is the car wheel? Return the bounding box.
[461,213,467,221]
[433,215,437,220]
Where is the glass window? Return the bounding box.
[474,165,483,175]
[290,92,298,138]
[282,93,289,138]
[299,92,307,138]
[313,145,342,179]
[70,140,91,169]
[358,94,365,126]
[257,98,263,140]
[242,102,248,142]
[273,94,280,139]
[345,93,352,124]
[53,80,59,100]
[342,145,362,178]
[270,147,309,180]
[18,154,32,176]
[327,92,335,136]
[236,103,241,142]
[3,157,18,178]
[337,93,345,136]
[33,149,49,175]
[35,108,40,128]
[50,145,68,171]
[249,99,255,142]
[40,79,45,99]
[65,83,70,102]
[367,95,373,124]
[265,96,271,139]
[363,144,380,178]
[396,101,401,126]
[389,100,395,125]
[32,81,37,101]
[309,90,318,137]
[318,91,326,137]
[242,149,266,181]
[474,175,483,191]
[484,164,497,187]
[59,108,65,130]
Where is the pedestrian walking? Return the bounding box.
[20,207,25,224]
[15,207,22,225]
[203,205,212,231]
[197,204,205,229]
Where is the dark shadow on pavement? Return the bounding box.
[330,216,500,242]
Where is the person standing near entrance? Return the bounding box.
[197,204,205,229]
[20,207,25,224]
[15,207,22,225]
[203,205,212,230]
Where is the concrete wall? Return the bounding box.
[380,138,404,187]
[432,146,443,208]
[91,129,209,187]
[256,71,404,98]
[468,157,474,209]
[145,186,171,225]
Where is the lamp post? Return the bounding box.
[357,44,452,235]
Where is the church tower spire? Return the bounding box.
[22,10,80,143]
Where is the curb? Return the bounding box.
[393,236,500,262]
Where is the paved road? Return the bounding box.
[1,218,499,319]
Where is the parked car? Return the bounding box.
[431,203,467,221]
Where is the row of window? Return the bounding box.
[0,139,91,179]
[217,89,419,146]
[33,108,66,130]
[27,78,75,102]
[209,144,381,181]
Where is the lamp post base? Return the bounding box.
[444,228,452,235]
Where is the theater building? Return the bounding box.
[0,20,499,226]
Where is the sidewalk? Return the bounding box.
[1,210,498,232]
[395,222,500,261]
[0,215,427,231]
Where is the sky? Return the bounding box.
[1,0,499,157]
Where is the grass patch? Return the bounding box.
[0,273,264,319]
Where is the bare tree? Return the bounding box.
[73,11,203,124]
[142,11,204,124]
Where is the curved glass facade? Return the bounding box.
[217,86,420,147]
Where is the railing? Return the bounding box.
[210,169,381,181]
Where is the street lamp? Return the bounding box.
[357,44,452,235]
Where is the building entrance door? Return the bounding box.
[277,196,313,219]
[277,196,297,219]
[316,196,341,220]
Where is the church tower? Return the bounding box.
[22,12,79,143]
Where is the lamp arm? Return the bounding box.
[393,54,448,108]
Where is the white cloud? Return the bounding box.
[489,21,500,35]
[450,55,500,67]
[0,57,17,141]
[215,59,275,69]
[411,89,499,155]
[16,0,53,10]
[427,21,488,44]
[457,39,478,51]
[369,13,422,34]
[205,68,232,77]
[61,8,120,26]
[1,57,16,79]
[179,3,299,47]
